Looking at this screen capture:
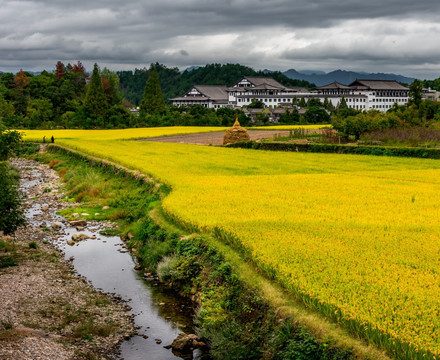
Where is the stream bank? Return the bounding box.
[0,158,134,360]
[1,157,208,360]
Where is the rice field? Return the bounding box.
[22,128,440,358]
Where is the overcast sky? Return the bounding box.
[1,0,440,79]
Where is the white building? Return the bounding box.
[171,77,410,112]
[316,80,409,111]
[170,85,228,109]
[227,76,308,107]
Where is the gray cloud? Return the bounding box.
[0,0,439,78]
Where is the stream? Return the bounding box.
[18,158,210,360]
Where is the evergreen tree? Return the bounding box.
[85,63,107,119]
[409,79,423,108]
[298,97,307,107]
[140,67,165,117]
[338,96,348,110]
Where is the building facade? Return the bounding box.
[171,77,410,112]
[170,85,229,109]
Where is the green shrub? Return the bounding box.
[29,241,38,249]
[0,255,18,268]
[0,163,26,235]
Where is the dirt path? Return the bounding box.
[136,130,294,145]
[0,158,133,360]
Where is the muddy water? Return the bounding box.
[21,163,209,360]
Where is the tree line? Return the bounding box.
[0,61,133,129]
[117,63,315,106]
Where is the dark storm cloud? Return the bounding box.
[1,0,440,78]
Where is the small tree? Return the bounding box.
[304,107,330,124]
[409,79,423,108]
[139,67,166,117]
[85,63,108,120]
[298,97,307,107]
[0,129,25,235]
[338,96,348,110]
[247,98,265,109]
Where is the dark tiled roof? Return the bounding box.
[316,81,351,90]
[243,76,285,88]
[193,85,228,100]
[170,85,228,101]
[349,80,409,90]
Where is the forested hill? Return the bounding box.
[117,63,315,106]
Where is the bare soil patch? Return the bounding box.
[136,130,294,145]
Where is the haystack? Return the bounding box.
[223,118,250,145]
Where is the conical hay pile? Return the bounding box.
[223,118,250,145]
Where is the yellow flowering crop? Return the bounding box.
[22,128,440,358]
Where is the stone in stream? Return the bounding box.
[164,332,206,352]
[71,233,90,242]
[69,219,87,227]
[51,222,62,230]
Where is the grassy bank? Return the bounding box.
[227,140,440,159]
[31,145,390,360]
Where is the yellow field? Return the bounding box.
[23,128,440,358]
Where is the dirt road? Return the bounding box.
[136,130,293,145]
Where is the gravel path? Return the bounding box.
[0,158,134,360]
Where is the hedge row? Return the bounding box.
[227,141,440,159]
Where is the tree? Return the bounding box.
[338,96,348,110]
[279,108,300,124]
[298,97,307,107]
[101,68,122,106]
[307,98,322,107]
[0,129,25,235]
[303,107,330,124]
[140,67,166,117]
[0,163,26,235]
[55,61,66,79]
[409,79,423,108]
[247,98,265,109]
[85,63,108,120]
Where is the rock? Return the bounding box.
[134,265,142,271]
[76,226,85,231]
[51,222,62,230]
[70,219,87,227]
[165,332,206,352]
[81,213,89,216]
[94,212,100,216]
[67,240,75,246]
[72,213,79,217]
[1,235,14,241]
[41,205,49,211]
[155,339,162,344]
[71,233,90,242]
[127,232,134,240]
[102,205,110,210]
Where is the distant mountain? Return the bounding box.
[182,66,200,73]
[298,70,326,76]
[283,69,414,86]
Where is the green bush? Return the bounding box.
[0,163,26,235]
[0,255,18,268]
